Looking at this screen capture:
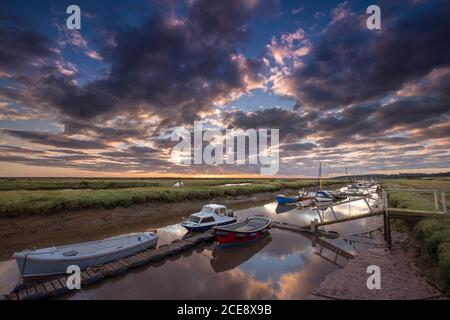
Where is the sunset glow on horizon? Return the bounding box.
[1,0,449,178]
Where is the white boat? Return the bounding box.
[181,204,237,232]
[315,191,334,202]
[14,232,158,278]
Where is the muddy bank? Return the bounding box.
[310,217,445,300]
[0,188,304,261]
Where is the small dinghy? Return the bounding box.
[14,232,158,278]
[213,217,272,247]
[182,204,236,232]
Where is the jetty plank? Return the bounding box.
[10,228,218,300]
[43,282,54,294]
[17,289,28,300]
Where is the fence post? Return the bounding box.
[442,192,448,214]
[382,190,387,239]
[382,190,391,248]
[434,191,439,211]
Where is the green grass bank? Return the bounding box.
[0,178,341,217]
[382,178,450,292]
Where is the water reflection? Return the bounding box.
[0,196,382,299]
[275,204,297,214]
[210,234,272,273]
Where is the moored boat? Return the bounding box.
[181,204,236,232]
[276,195,298,205]
[315,190,334,202]
[14,232,158,278]
[213,217,272,247]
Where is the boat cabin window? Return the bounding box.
[188,216,201,223]
[218,208,226,215]
[201,217,215,223]
[201,206,215,213]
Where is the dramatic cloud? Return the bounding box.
[2,129,109,149]
[271,0,450,109]
[0,0,449,176]
[0,15,56,76]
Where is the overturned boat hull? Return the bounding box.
[14,232,158,278]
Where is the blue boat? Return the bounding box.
[276,195,298,205]
[181,204,237,232]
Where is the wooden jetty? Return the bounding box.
[382,189,449,248]
[271,221,354,260]
[3,231,215,300]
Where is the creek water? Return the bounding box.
[0,194,382,299]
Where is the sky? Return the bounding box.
[0,0,449,177]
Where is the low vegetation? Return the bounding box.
[382,178,450,292]
[415,217,450,291]
[0,178,341,217]
[382,179,450,211]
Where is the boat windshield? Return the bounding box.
[188,215,201,223]
[201,206,215,213]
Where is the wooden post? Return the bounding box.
[311,218,318,233]
[434,191,439,211]
[382,190,391,248]
[364,197,373,213]
[442,192,448,214]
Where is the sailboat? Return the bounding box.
[315,161,334,202]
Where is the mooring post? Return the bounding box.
[311,218,318,233]
[442,192,448,214]
[382,190,391,248]
[364,197,373,213]
[434,191,439,211]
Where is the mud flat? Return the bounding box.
[310,217,446,300]
[0,188,304,261]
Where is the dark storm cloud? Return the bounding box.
[373,97,449,129]
[47,149,88,155]
[29,0,271,125]
[223,107,315,141]
[127,145,159,155]
[281,142,316,152]
[34,76,118,120]
[312,95,449,147]
[0,15,55,75]
[0,145,43,154]
[287,0,450,109]
[63,119,145,142]
[2,129,109,149]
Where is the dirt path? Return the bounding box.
[0,189,293,261]
[310,218,445,300]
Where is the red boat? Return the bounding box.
[213,217,272,247]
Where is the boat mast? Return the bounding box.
[318,161,322,190]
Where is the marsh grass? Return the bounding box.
[382,179,450,292]
[382,179,450,212]
[0,178,342,217]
